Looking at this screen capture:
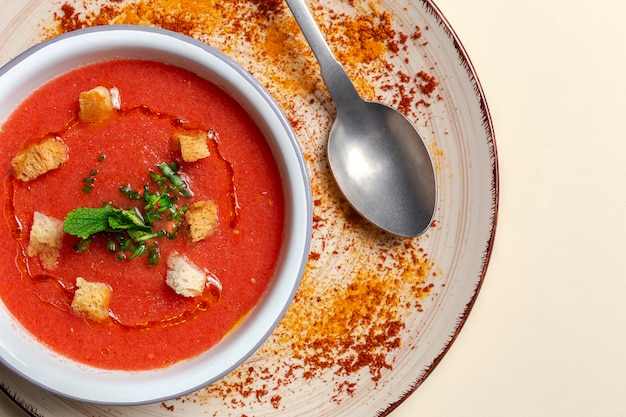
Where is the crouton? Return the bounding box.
[11,137,69,182]
[166,254,208,297]
[185,200,218,243]
[71,277,112,322]
[27,211,64,270]
[79,86,115,123]
[174,130,210,162]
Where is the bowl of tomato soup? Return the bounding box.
[0,26,311,404]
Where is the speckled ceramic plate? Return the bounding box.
[0,0,497,416]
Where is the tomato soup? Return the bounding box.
[0,59,285,370]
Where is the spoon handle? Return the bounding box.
[285,0,361,109]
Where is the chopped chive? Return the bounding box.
[120,184,141,200]
[148,247,160,266]
[158,162,193,198]
[128,244,147,260]
[150,171,167,189]
[73,238,91,253]
[67,161,194,266]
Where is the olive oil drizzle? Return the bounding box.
[124,104,240,227]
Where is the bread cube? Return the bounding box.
[185,200,218,243]
[71,277,112,322]
[174,130,210,162]
[166,254,208,297]
[11,137,69,182]
[27,211,64,270]
[79,86,115,123]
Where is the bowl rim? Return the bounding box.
[0,25,312,405]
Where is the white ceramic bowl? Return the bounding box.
[0,25,312,405]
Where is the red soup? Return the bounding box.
[0,59,285,370]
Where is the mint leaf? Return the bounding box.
[63,206,116,239]
[108,208,150,231]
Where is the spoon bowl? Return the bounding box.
[328,99,436,236]
[286,0,437,236]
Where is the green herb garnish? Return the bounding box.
[64,162,192,266]
[81,167,99,194]
[64,205,117,239]
[157,162,193,198]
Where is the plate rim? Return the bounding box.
[379,0,499,415]
[0,0,500,414]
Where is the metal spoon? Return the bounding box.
[285,0,437,237]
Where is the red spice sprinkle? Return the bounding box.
[397,70,411,83]
[160,402,174,412]
[417,70,440,96]
[411,25,423,39]
[270,395,282,409]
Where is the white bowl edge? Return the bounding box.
[0,25,312,405]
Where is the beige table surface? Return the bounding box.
[3,0,626,415]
